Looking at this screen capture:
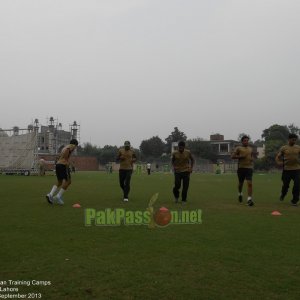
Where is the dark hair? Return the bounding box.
[178,141,185,147]
[288,133,298,139]
[241,135,249,142]
[70,139,79,146]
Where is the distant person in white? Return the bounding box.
[147,163,151,175]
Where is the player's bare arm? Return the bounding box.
[116,152,124,161]
[231,149,241,159]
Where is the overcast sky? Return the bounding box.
[1,0,300,147]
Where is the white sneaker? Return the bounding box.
[46,194,53,204]
[55,195,64,205]
[123,198,129,202]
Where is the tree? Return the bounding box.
[264,139,284,168]
[133,148,141,162]
[254,157,270,171]
[187,139,218,162]
[253,139,264,147]
[165,127,187,153]
[288,123,300,135]
[261,124,290,168]
[78,142,100,156]
[98,145,118,164]
[140,136,165,158]
[261,124,290,142]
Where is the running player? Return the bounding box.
[46,139,79,205]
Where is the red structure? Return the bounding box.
[38,155,98,171]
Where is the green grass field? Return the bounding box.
[1,172,300,300]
